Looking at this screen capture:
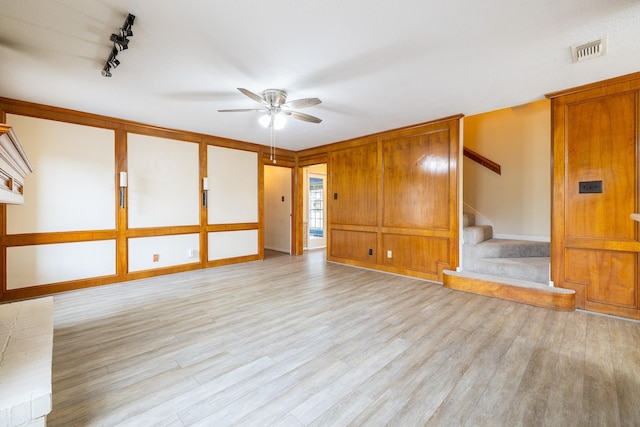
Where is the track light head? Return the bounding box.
[110,33,129,50]
[101,65,112,77]
[125,14,135,27]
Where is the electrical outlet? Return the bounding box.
[153,254,159,262]
[188,249,195,258]
[579,180,602,193]
[387,250,393,258]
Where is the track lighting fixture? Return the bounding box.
[101,13,135,77]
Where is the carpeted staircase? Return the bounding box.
[461,213,549,284]
[443,213,576,311]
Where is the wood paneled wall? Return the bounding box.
[300,116,462,282]
[0,98,296,302]
[1,97,462,300]
[547,71,640,320]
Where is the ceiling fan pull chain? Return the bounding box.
[270,123,276,164]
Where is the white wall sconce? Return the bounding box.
[202,177,209,207]
[119,171,127,208]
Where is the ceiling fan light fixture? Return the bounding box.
[273,113,286,130]
[259,112,286,130]
[220,87,321,165]
[258,114,270,128]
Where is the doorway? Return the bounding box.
[304,164,327,250]
[264,165,292,254]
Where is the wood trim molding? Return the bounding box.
[297,114,465,159]
[206,223,259,232]
[3,230,117,246]
[199,140,209,268]
[125,225,202,238]
[116,125,128,280]
[443,271,576,311]
[545,70,640,99]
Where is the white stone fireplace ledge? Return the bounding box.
[0,297,53,427]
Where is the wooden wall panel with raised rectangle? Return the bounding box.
[330,229,377,264]
[565,248,637,308]
[565,92,637,241]
[382,127,451,230]
[548,71,640,319]
[329,139,378,227]
[382,233,449,281]
[324,116,461,281]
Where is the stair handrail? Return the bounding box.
[463,147,501,175]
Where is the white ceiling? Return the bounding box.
[1,0,639,151]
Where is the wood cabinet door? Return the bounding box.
[551,80,640,319]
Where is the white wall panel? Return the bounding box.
[208,230,258,260]
[6,240,116,290]
[128,234,200,272]
[208,146,258,224]
[5,114,115,234]
[128,134,199,228]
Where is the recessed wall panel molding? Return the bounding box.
[128,234,200,272]
[5,114,115,234]
[208,146,258,224]
[208,230,258,261]
[326,116,461,281]
[6,241,116,290]
[128,133,199,228]
[547,72,640,319]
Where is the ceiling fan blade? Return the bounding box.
[217,108,265,112]
[284,110,323,123]
[237,88,267,106]
[284,97,322,109]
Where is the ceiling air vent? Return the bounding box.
[571,37,607,63]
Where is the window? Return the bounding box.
[309,177,324,238]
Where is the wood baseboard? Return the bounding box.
[443,271,575,311]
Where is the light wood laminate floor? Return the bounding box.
[49,250,640,426]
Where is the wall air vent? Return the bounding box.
[571,37,607,63]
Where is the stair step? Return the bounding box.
[443,270,575,311]
[466,256,550,284]
[463,213,475,227]
[464,238,550,258]
[463,225,493,245]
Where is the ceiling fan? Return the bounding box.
[218,88,322,164]
[218,88,322,128]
